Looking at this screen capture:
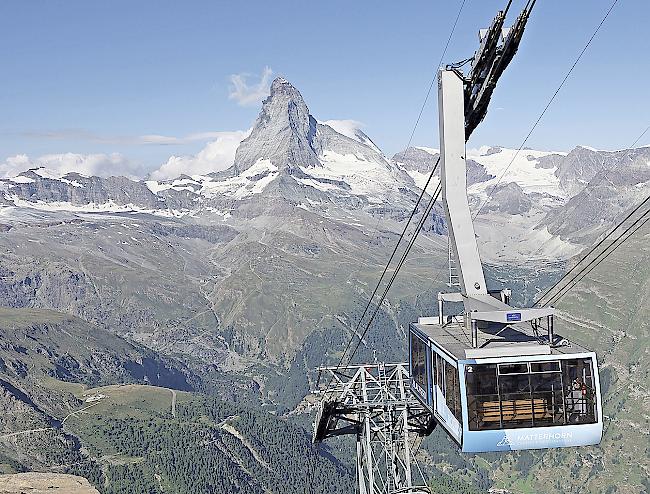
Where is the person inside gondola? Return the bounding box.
[568,377,587,421]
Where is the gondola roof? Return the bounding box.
[411,319,591,361]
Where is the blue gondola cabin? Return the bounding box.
[409,310,603,453]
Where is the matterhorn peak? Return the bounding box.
[233,77,321,173]
[264,76,310,113]
[270,76,290,90]
[224,76,412,205]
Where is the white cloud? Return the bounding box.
[137,132,224,145]
[150,129,250,180]
[228,66,273,107]
[322,119,364,141]
[19,129,224,146]
[1,130,249,181]
[0,152,144,179]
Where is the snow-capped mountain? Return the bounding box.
[539,145,650,244]
[1,78,422,222]
[226,76,419,209]
[393,143,650,259]
[1,77,649,263]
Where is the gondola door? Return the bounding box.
[432,349,463,442]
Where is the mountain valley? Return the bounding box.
[0,77,649,493]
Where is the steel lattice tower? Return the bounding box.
[314,363,435,494]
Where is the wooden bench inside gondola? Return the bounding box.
[480,399,551,422]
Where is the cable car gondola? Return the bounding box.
[409,0,603,452]
[409,303,602,452]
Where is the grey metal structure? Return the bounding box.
[314,363,434,494]
[439,68,487,302]
[407,0,603,453]
[464,0,537,139]
[438,0,549,348]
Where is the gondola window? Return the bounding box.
[410,334,427,395]
[466,359,598,431]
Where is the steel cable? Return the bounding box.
[320,0,467,394]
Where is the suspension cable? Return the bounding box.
[405,0,468,153]
[540,200,650,307]
[546,209,650,306]
[560,213,650,304]
[536,195,650,306]
[346,183,443,366]
[321,0,466,393]
[324,158,440,384]
[533,120,650,306]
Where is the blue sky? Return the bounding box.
[1,0,648,178]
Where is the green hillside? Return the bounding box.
[0,308,353,493]
[60,383,353,494]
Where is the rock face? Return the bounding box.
[392,147,437,173]
[234,78,394,176]
[393,147,494,187]
[466,159,495,186]
[233,77,321,172]
[0,473,99,494]
[553,145,610,196]
[534,152,565,169]
[538,146,650,244]
[395,143,650,256]
[2,170,161,209]
[482,182,532,215]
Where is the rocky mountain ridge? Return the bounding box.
[2,78,648,264]
[1,77,648,379]
[1,78,419,226]
[395,143,650,259]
